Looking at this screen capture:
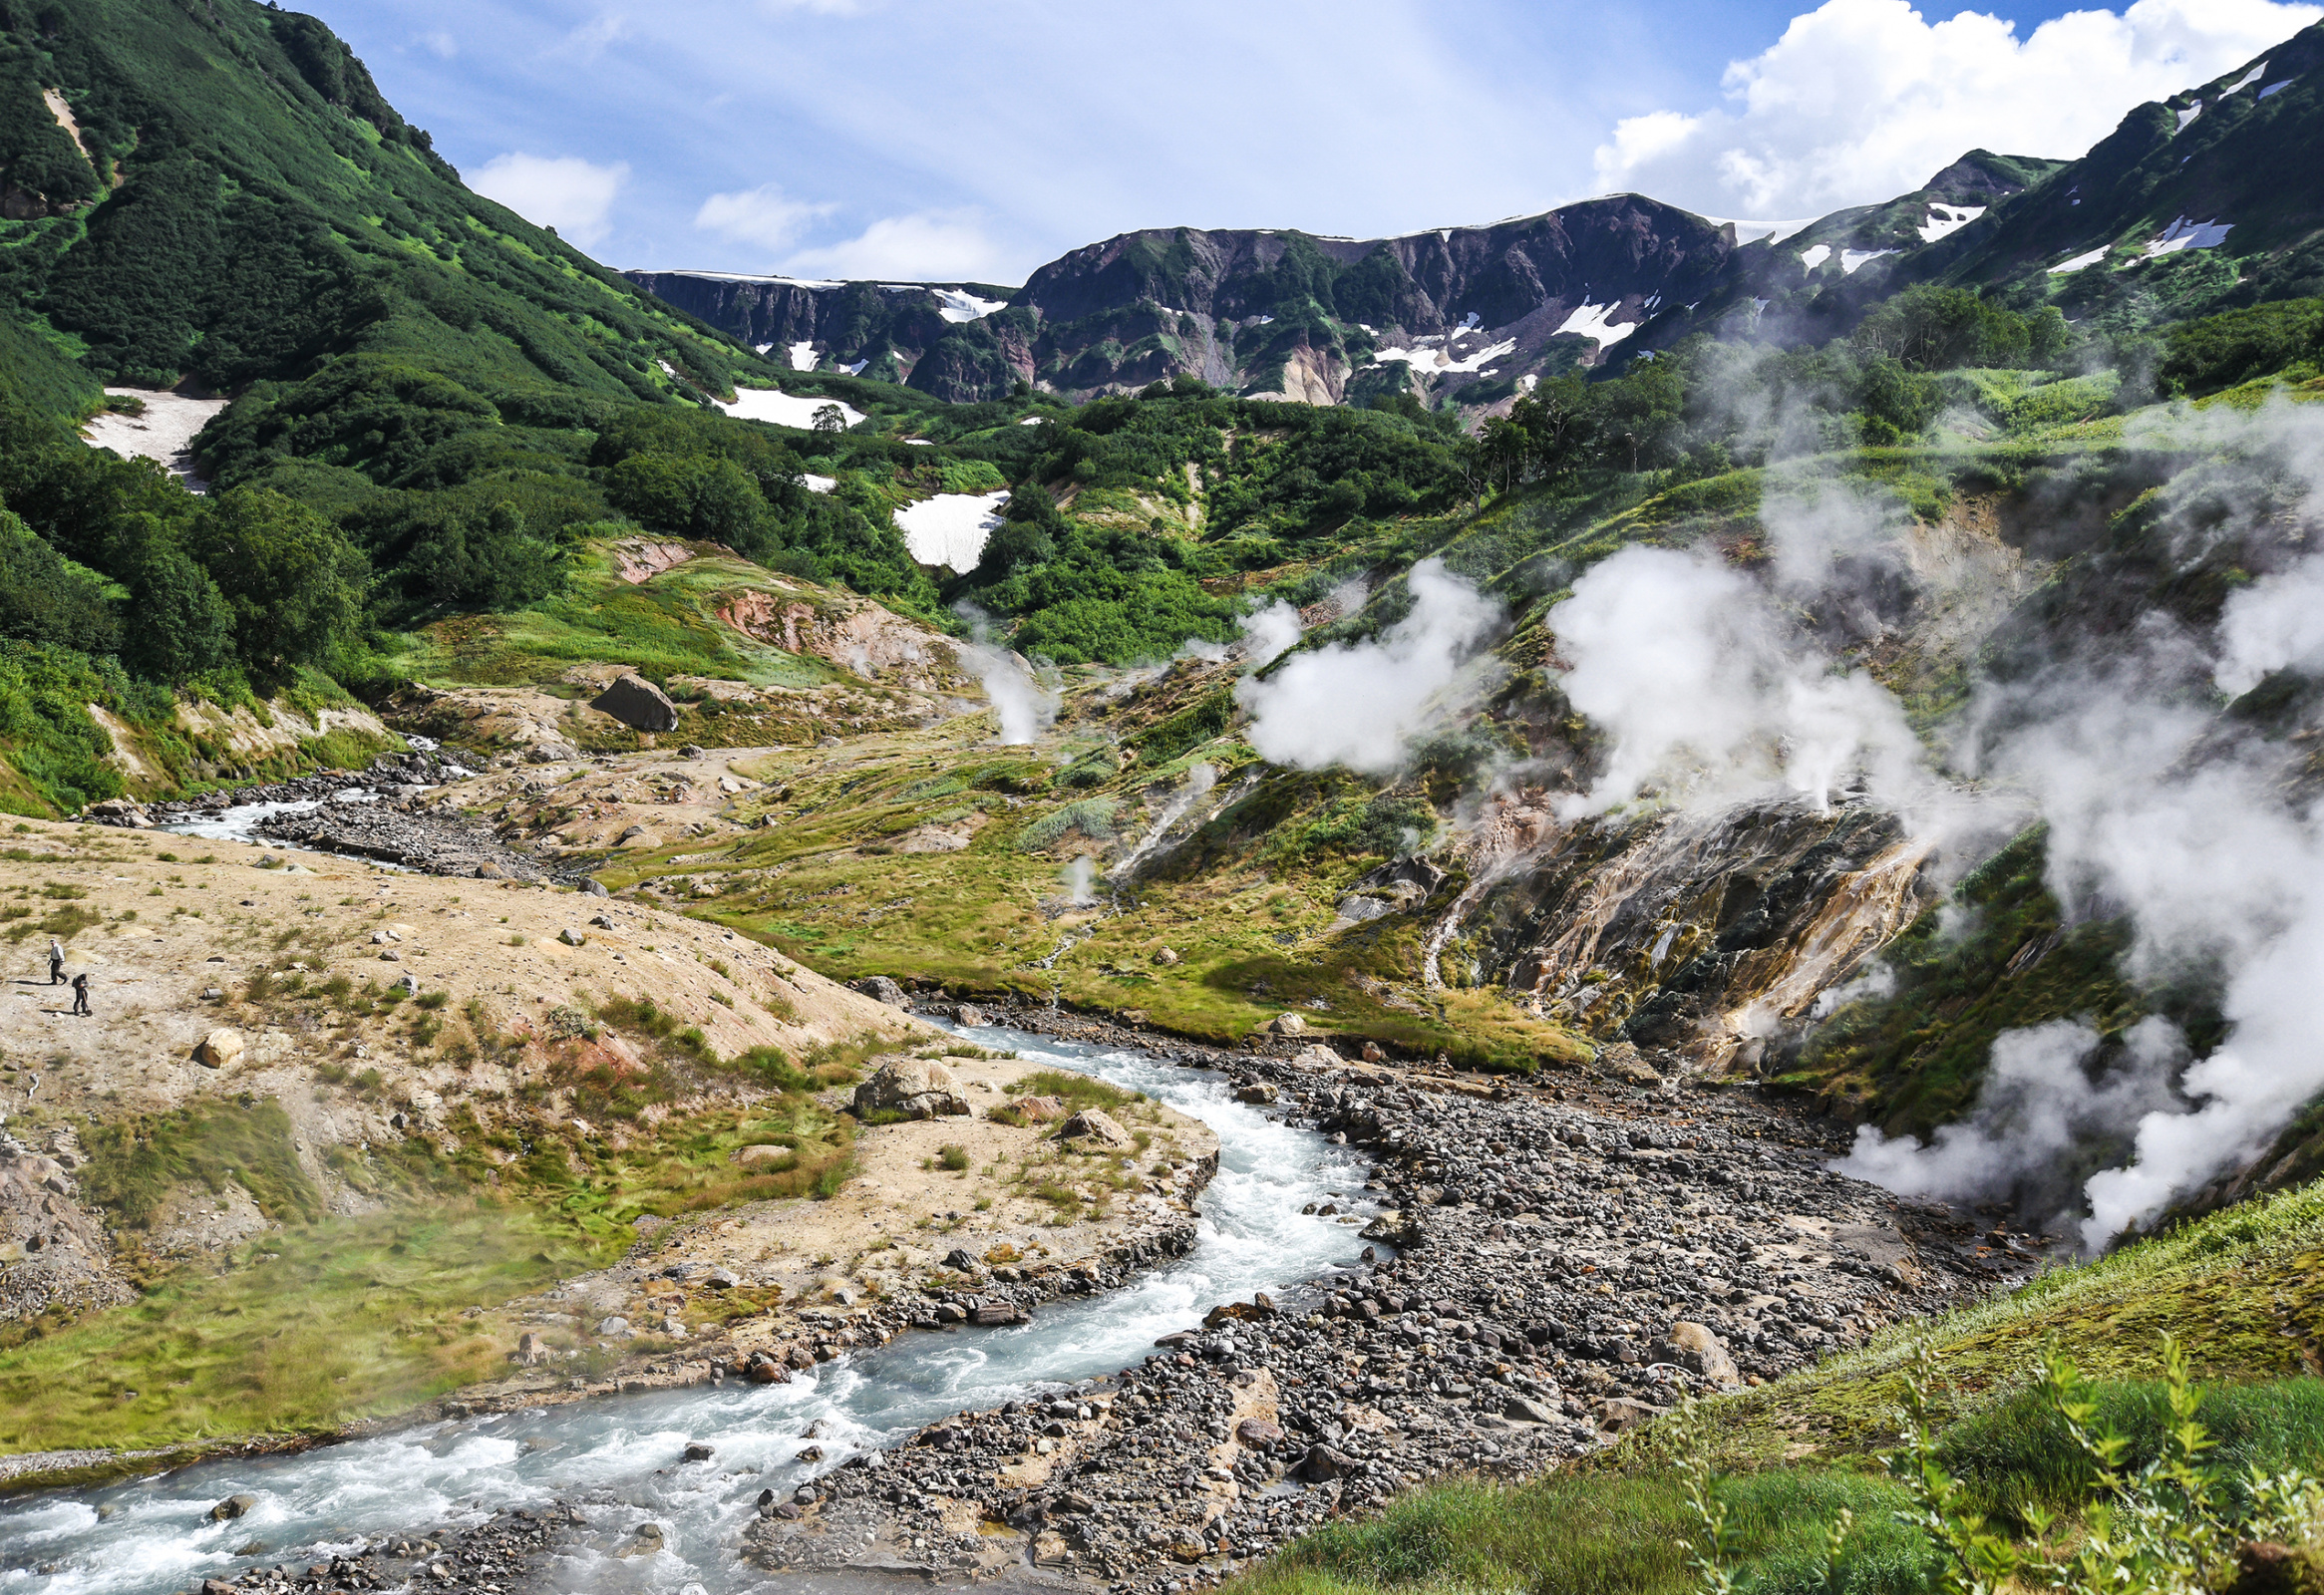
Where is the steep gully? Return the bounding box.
[0,1006,2024,1595]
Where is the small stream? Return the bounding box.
[0,1025,1374,1595]
[148,739,472,868]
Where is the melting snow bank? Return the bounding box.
[2049,245,2112,274]
[894,490,1007,572]
[718,387,867,429]
[78,390,229,490]
[933,287,1008,322]
[1373,334,1518,372]
[2145,216,2233,257]
[1554,301,1639,345]
[1917,203,1986,243]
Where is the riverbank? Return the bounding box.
[37,1004,2031,1595]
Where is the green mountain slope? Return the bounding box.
[0,0,768,405]
[1930,23,2324,333]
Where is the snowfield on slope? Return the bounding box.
[895,490,1008,572]
[80,389,230,489]
[719,387,866,429]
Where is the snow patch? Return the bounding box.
[2224,61,2267,94]
[2261,80,2294,100]
[1018,417,1043,426]
[718,388,866,429]
[2049,245,2111,274]
[1799,243,1832,272]
[1374,335,1520,371]
[788,341,818,372]
[1553,302,1637,346]
[840,360,868,376]
[643,270,844,290]
[2143,215,2233,256]
[1840,248,1897,275]
[1707,215,1817,244]
[894,490,1007,572]
[933,288,1007,323]
[803,474,836,494]
[2175,101,2203,132]
[80,389,228,491]
[1917,203,1986,243]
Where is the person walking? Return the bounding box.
[47,938,64,985]
[70,972,90,1017]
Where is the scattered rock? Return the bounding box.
[1000,1094,1067,1123]
[194,1029,243,1070]
[558,927,586,947]
[955,1003,987,1028]
[525,742,582,765]
[1267,1012,1308,1037]
[208,1493,257,1522]
[683,1441,714,1461]
[1056,1109,1135,1148]
[969,1302,1029,1326]
[1233,1082,1279,1105]
[584,878,610,897]
[614,1522,665,1559]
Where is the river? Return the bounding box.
[0,1023,1372,1595]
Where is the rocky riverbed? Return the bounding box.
[113,750,552,880]
[179,1000,2034,1595]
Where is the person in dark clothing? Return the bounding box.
[70,972,90,1016]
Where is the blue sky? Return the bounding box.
[301,0,2319,283]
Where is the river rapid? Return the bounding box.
[0,1023,1374,1595]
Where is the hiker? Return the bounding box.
[47,938,64,985]
[70,972,90,1017]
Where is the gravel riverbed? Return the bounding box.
[121,1002,2034,1595]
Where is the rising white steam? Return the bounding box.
[954,613,1058,746]
[1838,1018,2184,1224]
[1841,400,2324,1248]
[1061,855,1098,907]
[1237,558,1500,776]
[1237,600,1305,668]
[2215,553,2324,696]
[1548,545,1923,815]
[1112,762,1217,881]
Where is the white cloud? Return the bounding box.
[694,184,836,254]
[419,30,457,60]
[1593,0,2321,218]
[565,14,632,58]
[470,153,629,246]
[784,210,1008,282]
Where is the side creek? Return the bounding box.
[0,1010,2034,1595]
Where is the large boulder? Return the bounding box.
[590,675,680,733]
[849,975,910,1008]
[195,1029,244,1070]
[850,1057,969,1119]
[1056,1108,1135,1148]
[1656,1321,1742,1389]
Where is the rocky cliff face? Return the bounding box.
[629,195,1747,407]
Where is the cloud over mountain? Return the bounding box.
[1594,0,2319,218]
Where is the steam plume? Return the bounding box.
[1548,545,1923,815]
[1237,558,1500,776]
[953,611,1057,745]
